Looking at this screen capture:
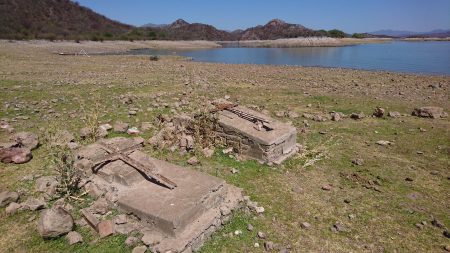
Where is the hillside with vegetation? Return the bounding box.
[0,0,373,41]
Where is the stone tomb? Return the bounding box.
[75,137,243,252]
[214,105,298,164]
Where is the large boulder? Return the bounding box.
[0,147,32,164]
[11,132,39,150]
[0,191,19,207]
[412,107,448,119]
[38,207,74,238]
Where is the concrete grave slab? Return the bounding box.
[214,105,298,164]
[75,137,243,252]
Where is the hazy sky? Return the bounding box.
[76,0,450,33]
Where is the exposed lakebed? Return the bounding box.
[124,41,450,75]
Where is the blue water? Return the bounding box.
[130,41,450,75]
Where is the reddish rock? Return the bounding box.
[98,220,114,238]
[11,132,39,150]
[412,107,448,119]
[0,147,32,164]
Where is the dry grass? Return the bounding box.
[0,41,448,253]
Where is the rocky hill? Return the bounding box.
[153,19,233,41]
[0,0,339,41]
[238,19,321,40]
[0,0,133,40]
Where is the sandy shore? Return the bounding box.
[0,37,396,55]
[220,37,393,48]
[401,37,450,41]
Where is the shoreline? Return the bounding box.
[1,40,448,76]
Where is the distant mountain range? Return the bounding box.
[371,29,450,38]
[0,0,448,41]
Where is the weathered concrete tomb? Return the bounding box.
[214,103,298,164]
[75,137,243,252]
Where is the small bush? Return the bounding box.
[352,33,366,39]
[328,29,346,38]
[149,55,159,61]
[43,126,81,199]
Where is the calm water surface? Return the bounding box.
[129,41,450,75]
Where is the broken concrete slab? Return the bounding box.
[76,137,243,252]
[214,104,298,164]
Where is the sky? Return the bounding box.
[76,0,450,33]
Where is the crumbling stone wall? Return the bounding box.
[215,123,297,164]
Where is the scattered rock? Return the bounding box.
[127,127,140,135]
[231,168,239,174]
[431,218,445,229]
[351,158,364,166]
[234,230,242,235]
[376,140,392,146]
[98,220,115,238]
[330,112,341,121]
[96,127,108,138]
[247,224,254,231]
[0,191,19,207]
[444,230,450,239]
[275,111,285,117]
[141,231,163,246]
[300,222,311,229]
[125,236,140,247]
[38,207,74,238]
[79,127,92,139]
[202,147,214,158]
[115,222,139,235]
[0,147,32,164]
[388,111,401,118]
[99,124,112,131]
[141,122,152,131]
[35,176,58,196]
[264,241,274,251]
[350,112,365,120]
[66,231,83,245]
[321,184,333,191]
[286,111,299,118]
[12,132,39,150]
[90,198,109,215]
[187,156,199,165]
[331,222,348,232]
[372,107,385,118]
[254,242,260,248]
[5,202,22,214]
[412,107,447,119]
[22,197,46,211]
[222,147,233,154]
[81,209,100,231]
[257,231,266,239]
[114,214,127,225]
[113,121,129,133]
[255,206,265,214]
[132,246,148,253]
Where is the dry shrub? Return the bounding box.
[191,110,220,150]
[43,125,81,199]
[80,100,101,143]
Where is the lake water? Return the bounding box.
[128,41,450,75]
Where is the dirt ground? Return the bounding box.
[0,40,449,253]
